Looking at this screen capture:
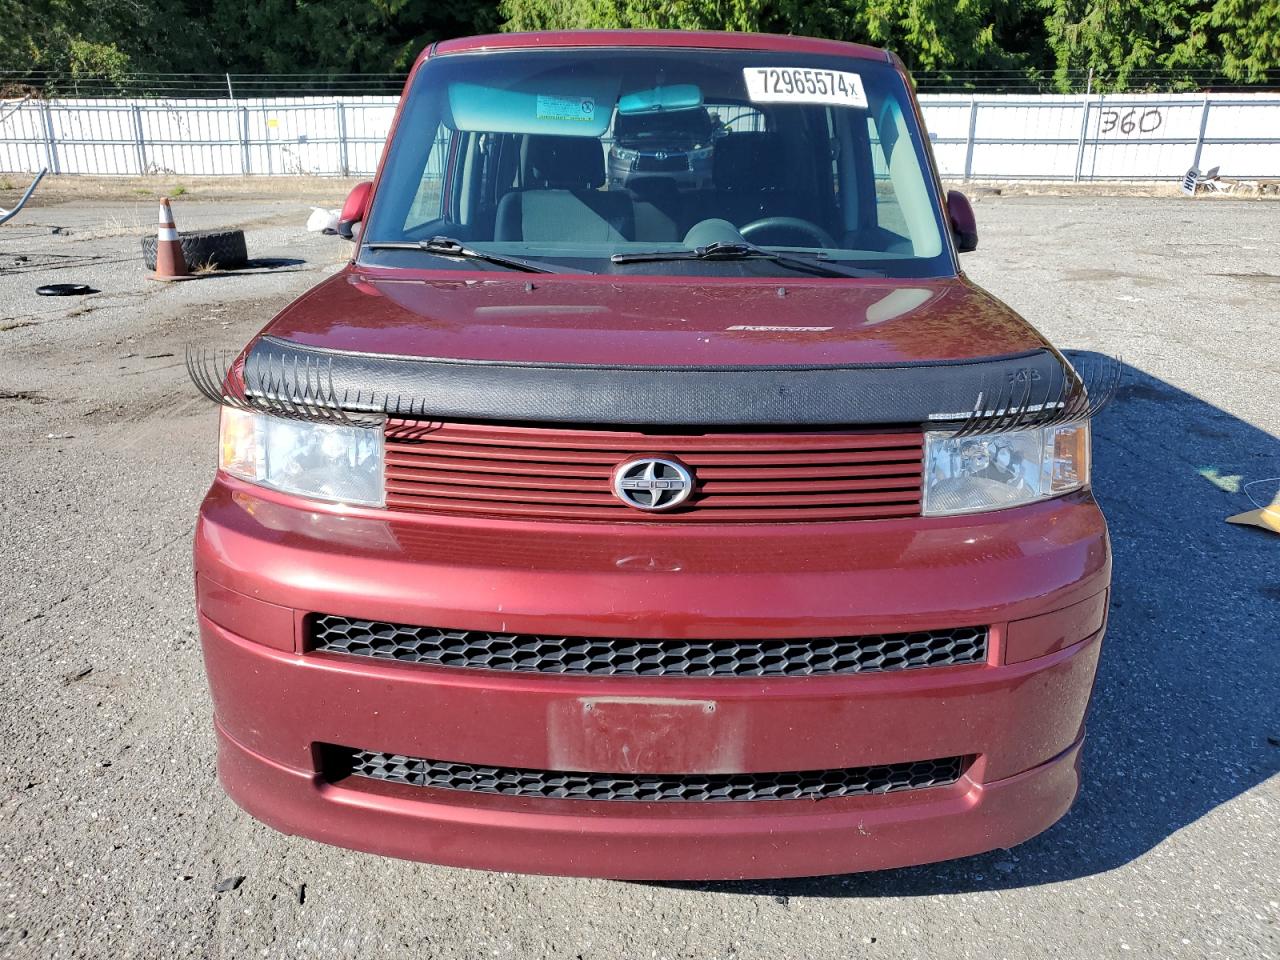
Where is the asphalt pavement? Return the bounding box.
[0,190,1276,959]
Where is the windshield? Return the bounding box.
[361,47,953,278]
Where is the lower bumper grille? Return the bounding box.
[330,747,967,802]
[309,615,987,678]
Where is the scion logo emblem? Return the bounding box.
[613,457,695,512]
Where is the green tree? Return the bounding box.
[499,0,762,33]
[1189,0,1280,82]
[200,0,501,74]
[853,0,1022,70]
[3,0,1273,89]
[499,0,1044,72]
[1,0,146,75]
[0,0,501,81]
[1043,0,1198,89]
[1043,0,1280,90]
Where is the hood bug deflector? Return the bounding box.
[187,340,1119,431]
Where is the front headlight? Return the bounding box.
[218,407,384,507]
[922,422,1090,517]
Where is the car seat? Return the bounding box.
[495,136,635,242]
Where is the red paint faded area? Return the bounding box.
[260,268,1048,367]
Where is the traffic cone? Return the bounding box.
[149,197,194,281]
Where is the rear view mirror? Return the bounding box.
[618,84,703,116]
[337,181,372,240]
[946,190,978,253]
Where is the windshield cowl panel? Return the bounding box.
[262,267,1043,369]
[361,46,955,281]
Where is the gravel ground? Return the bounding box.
[0,193,1277,960]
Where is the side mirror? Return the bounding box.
[337,181,372,240]
[946,189,978,253]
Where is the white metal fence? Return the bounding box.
[923,93,1280,181]
[0,96,396,177]
[1,92,1277,181]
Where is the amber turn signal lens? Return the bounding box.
[1048,423,1090,494]
[219,406,262,481]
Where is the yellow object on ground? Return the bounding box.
[1227,480,1280,535]
[1227,506,1280,535]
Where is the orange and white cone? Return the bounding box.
[149,197,193,281]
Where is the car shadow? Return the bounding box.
[194,257,309,277]
[653,354,1280,896]
[241,257,308,270]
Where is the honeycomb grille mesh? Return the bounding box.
[332,747,967,803]
[309,616,987,678]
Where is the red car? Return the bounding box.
[193,30,1110,880]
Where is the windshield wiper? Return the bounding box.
[611,241,881,279]
[365,236,562,274]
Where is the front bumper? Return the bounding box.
[195,478,1110,879]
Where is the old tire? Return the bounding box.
[140,229,247,272]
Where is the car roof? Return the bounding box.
[428,30,892,65]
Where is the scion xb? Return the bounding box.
[192,30,1111,880]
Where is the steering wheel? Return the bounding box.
[739,217,836,249]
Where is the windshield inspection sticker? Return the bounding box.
[536,94,597,122]
[743,67,867,109]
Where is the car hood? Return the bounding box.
[259,267,1049,368]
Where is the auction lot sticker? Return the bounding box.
[743,67,867,109]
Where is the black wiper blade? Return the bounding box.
[420,237,557,274]
[365,236,559,274]
[611,241,880,278]
[612,241,756,263]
